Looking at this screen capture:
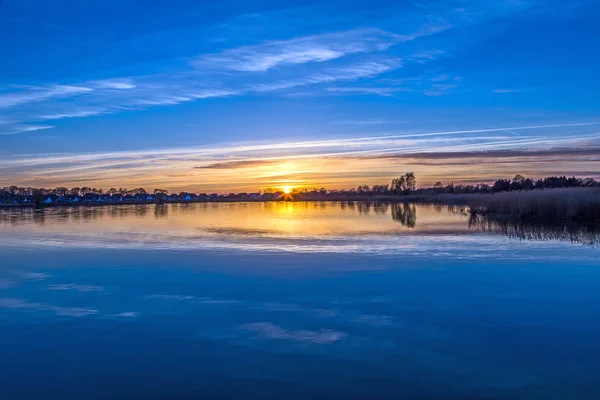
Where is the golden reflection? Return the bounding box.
[0,202,470,239]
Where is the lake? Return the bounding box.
[1,202,599,399]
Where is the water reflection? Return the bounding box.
[154,204,168,219]
[0,201,598,246]
[468,214,600,246]
[391,203,417,228]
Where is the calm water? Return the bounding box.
[1,202,599,399]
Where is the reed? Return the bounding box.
[427,188,600,223]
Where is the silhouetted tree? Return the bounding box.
[391,172,416,194]
[391,203,417,228]
[493,179,511,192]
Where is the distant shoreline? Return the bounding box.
[3,188,598,226]
[0,194,410,208]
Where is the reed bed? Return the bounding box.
[411,188,600,223]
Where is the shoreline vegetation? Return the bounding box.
[2,174,599,225]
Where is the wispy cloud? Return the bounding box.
[47,283,104,292]
[0,279,14,290]
[241,322,347,344]
[193,28,400,72]
[113,312,140,318]
[38,108,109,120]
[194,159,279,169]
[424,83,459,96]
[0,297,98,317]
[2,121,598,190]
[248,61,399,93]
[492,88,522,93]
[0,85,92,108]
[408,50,447,63]
[133,89,239,106]
[3,122,598,167]
[326,86,404,98]
[91,79,136,90]
[348,147,600,161]
[0,124,54,135]
[330,119,388,126]
[0,0,540,126]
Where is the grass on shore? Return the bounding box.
[421,188,600,223]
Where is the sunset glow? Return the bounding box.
[2,1,600,398]
[0,0,598,193]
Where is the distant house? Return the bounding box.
[184,194,192,201]
[82,193,99,202]
[73,197,80,202]
[146,195,153,201]
[43,197,53,204]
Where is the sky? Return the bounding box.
[1,0,600,192]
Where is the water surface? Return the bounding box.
[1,203,599,399]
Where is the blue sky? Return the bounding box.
[1,0,600,191]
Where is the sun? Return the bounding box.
[282,186,292,194]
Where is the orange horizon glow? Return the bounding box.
[3,124,600,193]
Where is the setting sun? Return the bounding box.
[282,186,292,194]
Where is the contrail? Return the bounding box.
[1,121,599,167]
[477,122,521,136]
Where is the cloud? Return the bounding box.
[409,50,447,63]
[2,122,598,168]
[349,314,394,327]
[326,86,404,98]
[47,283,104,292]
[92,79,136,90]
[424,83,459,96]
[193,28,400,72]
[492,88,522,93]
[0,279,15,290]
[0,85,92,108]
[146,294,195,301]
[21,272,50,281]
[195,159,279,169]
[38,108,109,120]
[330,119,388,126]
[241,322,347,344]
[248,60,399,93]
[356,147,600,161]
[2,46,399,124]
[0,298,98,317]
[2,119,599,190]
[133,89,239,106]
[0,125,54,135]
[0,0,551,128]
[113,312,140,318]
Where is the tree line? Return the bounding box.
[1,173,599,205]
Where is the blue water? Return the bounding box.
[1,204,599,399]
